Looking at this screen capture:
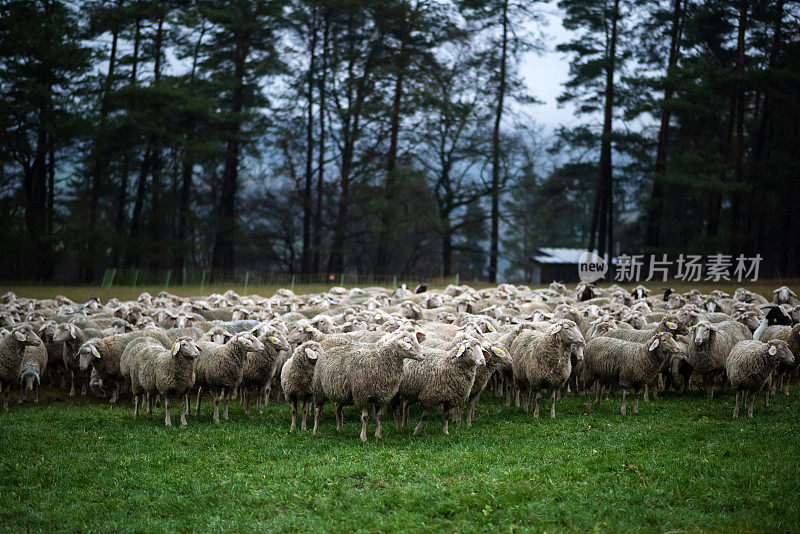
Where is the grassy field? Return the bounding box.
[1,387,799,532]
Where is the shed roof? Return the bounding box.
[533,248,587,264]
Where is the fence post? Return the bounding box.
[455,273,460,286]
[339,273,344,286]
[291,275,295,291]
[244,271,250,295]
[200,269,206,293]
[182,267,187,286]
[165,270,172,289]
[393,276,397,289]
[354,273,358,286]
[133,269,140,287]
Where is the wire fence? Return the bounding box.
[100,268,463,293]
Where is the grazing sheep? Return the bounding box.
[0,326,45,410]
[280,341,324,431]
[194,333,265,422]
[125,337,201,426]
[511,320,585,418]
[312,331,425,441]
[583,332,681,415]
[727,340,794,418]
[396,336,485,434]
[18,340,48,405]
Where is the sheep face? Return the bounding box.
[773,286,797,304]
[454,338,485,366]
[176,313,198,329]
[391,333,425,361]
[78,342,101,371]
[651,332,681,358]
[765,340,794,366]
[263,331,291,353]
[483,342,512,366]
[112,318,134,334]
[12,326,42,348]
[663,316,689,336]
[736,311,762,332]
[53,324,79,343]
[692,322,717,346]
[235,333,265,353]
[553,320,585,360]
[19,363,40,391]
[171,338,202,359]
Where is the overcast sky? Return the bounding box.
[518,6,579,133]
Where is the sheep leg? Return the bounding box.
[747,392,755,418]
[180,395,188,427]
[467,398,476,427]
[584,388,592,412]
[550,389,557,419]
[223,390,230,421]
[300,399,308,431]
[533,390,541,418]
[360,407,369,442]
[19,383,26,404]
[290,398,297,431]
[313,402,323,435]
[620,388,627,415]
[764,389,770,408]
[213,395,220,423]
[643,384,649,402]
[145,393,152,417]
[264,384,270,408]
[133,394,139,418]
[413,409,428,435]
[335,403,344,432]
[164,397,172,427]
[401,400,410,431]
[505,379,512,406]
[515,386,520,408]
[441,405,450,435]
[374,404,384,439]
[633,388,640,414]
[733,390,740,418]
[34,387,38,404]
[195,388,202,416]
[81,372,87,396]
[69,371,76,397]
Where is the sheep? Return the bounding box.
[395,336,485,434]
[194,333,265,422]
[727,340,794,418]
[312,331,425,441]
[583,332,681,415]
[754,323,800,394]
[772,286,800,307]
[53,323,90,396]
[18,340,48,405]
[124,337,201,425]
[463,340,512,426]
[687,320,747,398]
[280,341,324,431]
[240,326,290,415]
[0,326,45,410]
[78,331,172,404]
[510,319,585,418]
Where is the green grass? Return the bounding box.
[1,388,799,532]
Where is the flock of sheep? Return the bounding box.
[1,282,798,440]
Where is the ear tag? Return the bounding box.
[768,346,777,356]
[667,322,677,330]
[14,331,25,341]
[400,341,412,350]
[456,346,466,357]
[172,342,181,356]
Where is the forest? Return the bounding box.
[1,0,798,283]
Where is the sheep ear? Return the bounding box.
[550,324,563,335]
[400,340,412,350]
[171,342,181,356]
[455,345,466,358]
[768,345,777,356]
[14,331,26,342]
[649,338,660,351]
[415,331,426,342]
[91,345,101,358]
[666,322,677,330]
[304,347,317,359]
[241,338,251,347]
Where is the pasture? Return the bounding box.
[1,385,799,531]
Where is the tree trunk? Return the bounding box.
[596,0,619,268]
[377,3,413,274]
[148,12,165,269]
[301,10,317,274]
[489,0,508,283]
[728,0,748,255]
[644,0,683,251]
[212,28,251,272]
[23,102,52,280]
[312,10,329,273]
